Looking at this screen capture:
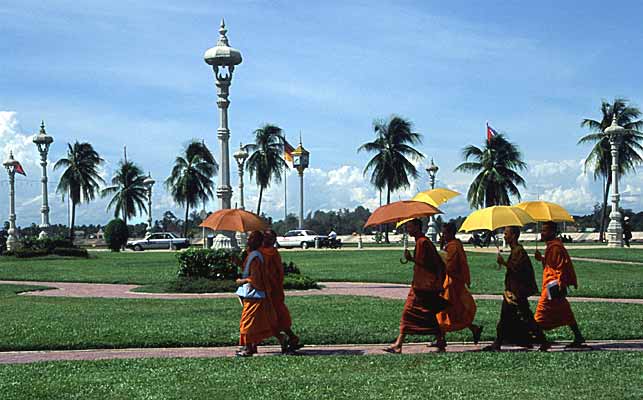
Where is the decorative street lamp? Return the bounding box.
[143,173,155,236]
[204,19,243,210]
[291,138,310,229]
[3,151,21,251]
[33,121,53,239]
[233,143,249,210]
[605,115,624,247]
[426,158,440,243]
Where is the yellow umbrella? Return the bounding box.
[515,201,574,222]
[459,206,535,232]
[395,188,460,228]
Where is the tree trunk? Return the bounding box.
[256,186,264,215]
[599,174,612,242]
[384,187,391,243]
[69,202,76,243]
[184,204,190,238]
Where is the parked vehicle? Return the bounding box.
[276,230,326,249]
[126,232,190,251]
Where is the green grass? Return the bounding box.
[283,250,643,298]
[0,250,641,298]
[568,248,643,263]
[0,352,641,400]
[1,284,642,351]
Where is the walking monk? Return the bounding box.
[534,221,587,348]
[235,231,287,357]
[261,229,303,352]
[384,219,448,353]
[436,223,483,346]
[485,226,547,351]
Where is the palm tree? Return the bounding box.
[101,160,148,226]
[54,142,104,242]
[358,116,424,243]
[455,133,526,209]
[578,98,643,241]
[165,140,218,237]
[245,124,287,215]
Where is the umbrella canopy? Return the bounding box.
[515,201,574,223]
[395,188,461,228]
[199,208,267,232]
[412,188,461,207]
[459,206,535,232]
[364,201,442,227]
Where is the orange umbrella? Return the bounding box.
[199,208,267,232]
[364,200,442,227]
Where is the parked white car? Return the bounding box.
[126,232,190,251]
[276,230,326,249]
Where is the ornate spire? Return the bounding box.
[217,18,230,47]
[40,120,46,135]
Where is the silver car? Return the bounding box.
[126,232,190,251]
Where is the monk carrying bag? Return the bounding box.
[546,280,567,300]
[235,250,266,300]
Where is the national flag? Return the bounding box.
[486,122,498,143]
[15,162,26,176]
[284,139,295,167]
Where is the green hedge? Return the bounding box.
[52,247,89,258]
[176,248,240,280]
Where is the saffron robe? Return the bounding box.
[239,254,278,345]
[437,239,477,332]
[260,245,292,331]
[399,236,446,335]
[534,239,578,330]
[495,244,544,345]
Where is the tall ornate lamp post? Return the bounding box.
[426,158,439,243]
[204,19,242,210]
[233,143,249,210]
[291,139,310,229]
[143,173,155,236]
[605,115,624,247]
[3,151,21,251]
[33,121,53,239]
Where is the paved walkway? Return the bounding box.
[1,340,641,364]
[2,280,642,304]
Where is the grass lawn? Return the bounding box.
[0,352,641,400]
[0,249,641,298]
[1,284,642,351]
[567,248,643,263]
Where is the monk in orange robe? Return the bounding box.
[236,231,287,357]
[534,221,586,348]
[384,218,448,353]
[261,229,302,352]
[436,222,483,346]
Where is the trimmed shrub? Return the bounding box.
[104,219,129,252]
[19,236,75,253]
[13,248,49,258]
[176,248,241,280]
[283,261,301,275]
[52,247,89,258]
[283,273,320,290]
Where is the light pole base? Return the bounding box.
[213,232,239,250]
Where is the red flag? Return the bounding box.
[283,139,294,167]
[486,122,498,143]
[14,162,26,176]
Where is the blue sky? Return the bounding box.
[1,0,642,227]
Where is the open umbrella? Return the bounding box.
[459,206,535,232]
[364,200,442,227]
[412,188,460,207]
[199,208,267,232]
[515,201,574,222]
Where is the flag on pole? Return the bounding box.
[284,139,295,167]
[15,162,26,176]
[486,122,498,143]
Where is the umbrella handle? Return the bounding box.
[400,226,409,264]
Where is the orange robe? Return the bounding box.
[239,253,278,346]
[400,236,446,335]
[437,239,477,332]
[261,245,292,331]
[534,239,578,330]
